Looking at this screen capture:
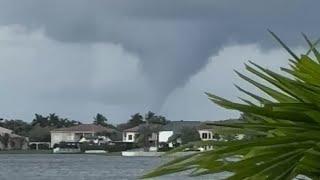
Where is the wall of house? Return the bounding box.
[122,132,137,142]
[0,142,5,150]
[51,132,75,148]
[158,131,173,143]
[0,137,28,150]
[198,130,213,141]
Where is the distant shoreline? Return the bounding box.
[0,150,122,156]
[0,150,52,154]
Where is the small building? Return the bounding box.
[122,124,160,143]
[198,129,214,141]
[158,121,201,147]
[50,124,115,148]
[0,126,29,150]
[122,124,161,151]
[122,126,140,143]
[197,124,215,141]
[198,119,244,142]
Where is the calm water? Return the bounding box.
[0,154,222,180]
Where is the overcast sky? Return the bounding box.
[0,0,318,123]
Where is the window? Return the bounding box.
[128,134,133,140]
[202,133,208,139]
[208,133,211,139]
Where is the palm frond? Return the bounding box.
[143,33,320,179]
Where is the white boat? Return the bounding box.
[121,151,165,157]
[85,150,107,154]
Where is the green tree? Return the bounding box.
[143,33,320,179]
[31,113,80,128]
[0,119,31,136]
[28,125,52,142]
[28,113,81,142]
[0,133,10,149]
[145,111,168,125]
[93,113,118,129]
[136,124,161,151]
[32,114,49,127]
[145,111,155,122]
[48,113,60,127]
[130,113,144,126]
[117,113,144,131]
[93,113,108,127]
[180,127,201,144]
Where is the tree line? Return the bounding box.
[0,111,169,142]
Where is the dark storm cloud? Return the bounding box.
[0,0,319,120]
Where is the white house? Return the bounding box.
[197,119,245,142]
[198,129,214,141]
[158,131,174,144]
[122,124,161,152]
[122,125,159,143]
[122,126,139,143]
[50,124,115,148]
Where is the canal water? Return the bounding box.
[0,154,223,180]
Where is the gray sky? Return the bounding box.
[0,0,318,123]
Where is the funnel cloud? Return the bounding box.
[0,0,318,122]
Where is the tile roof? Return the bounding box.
[160,121,202,133]
[0,126,24,138]
[197,119,245,135]
[51,124,115,133]
[123,125,140,132]
[198,119,242,130]
[0,126,13,134]
[123,124,163,132]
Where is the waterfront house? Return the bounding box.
[122,124,161,151]
[122,126,140,143]
[50,124,115,148]
[198,119,244,141]
[198,128,214,141]
[0,126,29,150]
[158,121,202,148]
[197,123,216,141]
[122,124,159,143]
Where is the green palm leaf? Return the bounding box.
[143,32,320,179]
